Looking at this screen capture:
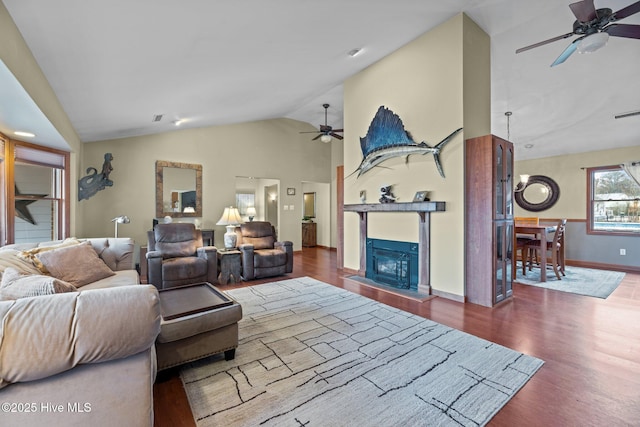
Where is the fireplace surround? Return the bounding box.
[366,238,418,290]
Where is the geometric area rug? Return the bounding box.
[515,266,625,299]
[181,277,544,426]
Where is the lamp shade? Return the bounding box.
[246,206,257,216]
[111,215,130,224]
[111,215,130,238]
[216,206,243,225]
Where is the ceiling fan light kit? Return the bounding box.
[577,31,609,53]
[516,0,640,66]
[299,103,344,142]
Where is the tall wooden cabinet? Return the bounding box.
[465,134,514,307]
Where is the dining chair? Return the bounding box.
[523,219,567,280]
[515,217,539,275]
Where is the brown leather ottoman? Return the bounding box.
[155,283,242,371]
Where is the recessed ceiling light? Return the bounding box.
[14,131,36,138]
[524,144,534,149]
[347,48,362,57]
[172,119,183,126]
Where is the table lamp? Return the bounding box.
[216,206,243,250]
[246,206,257,222]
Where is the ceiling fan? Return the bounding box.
[300,103,343,143]
[516,0,640,67]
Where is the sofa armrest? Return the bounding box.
[197,246,218,284]
[238,244,255,280]
[275,241,294,273]
[0,285,161,388]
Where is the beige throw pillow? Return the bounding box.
[0,249,42,276]
[0,267,77,301]
[35,241,115,287]
[17,238,81,273]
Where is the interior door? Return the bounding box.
[264,184,278,230]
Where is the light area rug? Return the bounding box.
[515,265,625,298]
[181,277,543,427]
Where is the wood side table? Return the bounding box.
[201,229,214,246]
[302,222,317,247]
[217,250,242,285]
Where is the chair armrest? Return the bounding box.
[238,244,255,280]
[275,241,294,273]
[197,246,218,284]
[0,285,161,388]
[146,250,163,289]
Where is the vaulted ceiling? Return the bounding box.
[1,0,639,160]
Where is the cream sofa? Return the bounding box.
[0,238,161,427]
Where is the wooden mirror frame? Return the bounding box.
[515,175,560,212]
[155,160,202,218]
[303,192,316,218]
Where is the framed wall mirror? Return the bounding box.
[303,192,316,218]
[515,175,560,212]
[156,160,202,218]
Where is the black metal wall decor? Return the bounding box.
[352,106,462,178]
[15,185,47,225]
[515,175,560,212]
[78,153,114,201]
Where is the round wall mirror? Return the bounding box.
[515,175,560,212]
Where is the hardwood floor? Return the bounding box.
[153,247,640,426]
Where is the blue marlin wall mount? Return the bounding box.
[353,106,462,178]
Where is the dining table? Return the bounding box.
[514,222,558,282]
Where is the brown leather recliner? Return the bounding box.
[234,221,293,280]
[146,223,217,289]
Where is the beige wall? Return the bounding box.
[79,118,332,250]
[515,145,640,219]
[0,2,82,235]
[343,14,490,297]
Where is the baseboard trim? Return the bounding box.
[566,259,640,274]
[341,267,360,276]
[431,288,465,303]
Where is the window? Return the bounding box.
[587,165,640,235]
[1,136,70,245]
[235,191,255,217]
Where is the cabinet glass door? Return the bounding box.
[505,143,514,218]
[495,143,504,218]
[495,222,505,302]
[504,222,514,298]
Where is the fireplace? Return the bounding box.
[366,238,418,291]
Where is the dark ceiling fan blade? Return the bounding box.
[613,0,640,20]
[311,134,322,141]
[330,133,344,140]
[605,23,640,39]
[569,0,597,22]
[331,129,343,133]
[516,32,575,54]
[550,38,582,67]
